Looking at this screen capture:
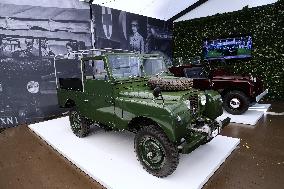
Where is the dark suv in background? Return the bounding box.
[169,58,268,115]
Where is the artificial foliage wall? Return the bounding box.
[173,1,283,100]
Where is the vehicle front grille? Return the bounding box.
[188,94,198,113]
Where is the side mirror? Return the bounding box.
[153,87,161,98]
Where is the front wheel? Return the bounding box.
[223,90,250,115]
[69,108,91,138]
[134,125,179,178]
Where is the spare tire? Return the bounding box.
[148,77,193,91]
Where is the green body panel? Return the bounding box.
[203,90,223,120]
[83,79,116,126]
[56,53,226,146]
[57,78,191,142]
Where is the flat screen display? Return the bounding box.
[203,36,252,60]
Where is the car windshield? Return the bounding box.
[142,57,167,76]
[107,54,141,79]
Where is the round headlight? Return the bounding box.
[200,95,207,106]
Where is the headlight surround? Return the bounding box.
[176,115,182,122]
[199,94,207,106]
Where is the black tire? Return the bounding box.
[69,108,91,138]
[148,77,193,91]
[223,90,250,115]
[134,125,179,177]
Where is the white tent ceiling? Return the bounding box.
[85,0,279,21]
[1,0,279,21]
[175,0,279,22]
[87,0,200,20]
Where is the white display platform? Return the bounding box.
[217,103,271,126]
[248,103,271,112]
[28,117,240,189]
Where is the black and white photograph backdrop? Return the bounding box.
[92,4,173,66]
[0,0,91,127]
[0,1,173,128]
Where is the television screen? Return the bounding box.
[203,36,252,60]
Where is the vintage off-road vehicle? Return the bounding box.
[169,58,268,115]
[55,51,230,177]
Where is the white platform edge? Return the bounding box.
[28,117,240,189]
[28,120,110,189]
[188,136,240,189]
[248,103,271,112]
[217,103,271,126]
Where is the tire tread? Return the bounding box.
[134,125,179,178]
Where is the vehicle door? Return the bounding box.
[82,57,116,126]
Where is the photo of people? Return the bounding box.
[11,38,39,58]
[129,20,145,53]
[0,1,91,127]
[41,39,55,57]
[64,41,79,59]
[92,4,173,64]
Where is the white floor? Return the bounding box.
[217,103,271,126]
[28,117,240,189]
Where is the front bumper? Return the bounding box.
[256,89,268,102]
[179,117,231,154]
[212,117,231,136]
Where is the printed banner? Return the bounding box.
[0,1,91,128]
[92,4,173,67]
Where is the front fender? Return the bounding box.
[115,97,179,142]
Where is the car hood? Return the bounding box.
[213,75,251,81]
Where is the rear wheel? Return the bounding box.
[134,125,179,177]
[69,108,91,138]
[223,90,250,115]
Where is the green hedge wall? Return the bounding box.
[173,1,283,101]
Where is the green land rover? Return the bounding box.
[55,51,230,177]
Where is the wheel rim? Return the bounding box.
[229,98,241,109]
[70,110,82,133]
[138,135,165,170]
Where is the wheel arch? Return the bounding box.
[64,98,76,108]
[128,116,176,142]
[221,86,249,98]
